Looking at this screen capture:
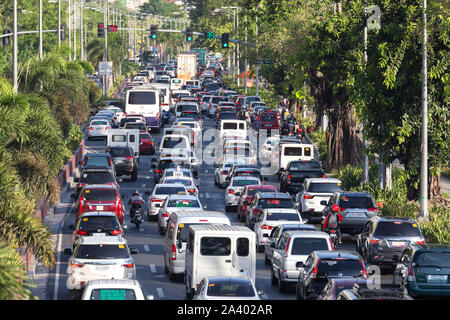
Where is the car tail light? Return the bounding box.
[328,238,334,250]
[188,189,196,194]
[163,212,169,217]
[285,237,291,256]
[322,174,326,178]
[408,266,416,282]
[125,156,133,160]
[123,263,134,268]
[228,189,235,194]
[416,240,425,244]
[311,259,321,279]
[370,239,381,244]
[105,126,110,130]
[367,207,378,213]
[304,194,314,199]
[156,169,163,174]
[339,207,346,211]
[71,262,84,268]
[261,224,273,230]
[152,198,163,202]
[76,230,87,236]
[111,229,122,235]
[360,261,368,279]
[253,208,263,215]
[171,244,177,260]
[222,171,229,175]
[88,127,93,130]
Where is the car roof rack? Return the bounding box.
[352,283,408,298]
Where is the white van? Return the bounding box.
[107,129,140,159]
[163,127,195,148]
[159,134,191,155]
[163,211,231,280]
[170,78,183,91]
[147,83,171,115]
[219,120,247,141]
[125,87,162,132]
[271,142,315,173]
[185,224,256,299]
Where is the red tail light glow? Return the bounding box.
[111,230,122,235]
[123,263,134,268]
[367,207,378,213]
[304,194,314,199]
[76,230,87,236]
[171,244,176,260]
[261,224,273,230]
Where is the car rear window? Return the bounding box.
[83,188,116,201]
[338,196,374,209]
[317,259,364,277]
[91,121,108,126]
[259,198,295,209]
[80,172,114,184]
[128,91,156,105]
[261,113,276,121]
[74,244,130,259]
[84,156,109,168]
[288,161,322,171]
[374,221,422,237]
[284,147,302,156]
[162,137,188,149]
[108,148,132,157]
[181,105,198,112]
[206,280,255,297]
[266,211,300,221]
[308,183,344,193]
[125,123,146,129]
[155,186,186,195]
[139,133,151,140]
[232,179,260,187]
[201,237,231,256]
[219,113,236,120]
[78,216,120,231]
[167,199,200,208]
[415,252,450,268]
[290,238,329,255]
[89,289,137,300]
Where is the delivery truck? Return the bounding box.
[177,53,198,83]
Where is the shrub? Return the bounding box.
[419,206,450,244]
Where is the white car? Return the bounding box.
[81,279,153,300]
[251,208,304,253]
[173,120,202,144]
[87,119,111,140]
[103,107,125,124]
[214,158,248,188]
[160,166,194,181]
[64,236,138,298]
[200,95,212,114]
[193,277,262,300]
[157,194,203,234]
[295,178,344,216]
[225,176,261,212]
[260,136,280,160]
[220,142,257,166]
[161,176,198,196]
[147,183,188,221]
[175,102,199,119]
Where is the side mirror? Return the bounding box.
[257,289,264,297]
[263,177,268,182]
[73,177,79,183]
[235,192,241,197]
[251,217,257,223]
[320,200,328,206]
[176,240,182,249]
[130,248,139,254]
[121,194,127,199]
[64,248,72,256]
[68,225,75,230]
[151,164,157,169]
[296,261,304,269]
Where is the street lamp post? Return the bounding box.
[13,0,18,92]
[39,0,43,59]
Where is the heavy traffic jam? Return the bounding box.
[66,51,450,301]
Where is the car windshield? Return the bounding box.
[338,196,374,209]
[80,172,114,184]
[108,148,131,157]
[206,280,256,297]
[291,238,329,255]
[83,189,116,201]
[232,179,259,187]
[74,244,130,259]
[167,199,200,208]
[155,186,186,195]
[266,212,300,221]
[89,289,137,300]
[259,198,295,209]
[374,221,422,237]
[84,156,109,168]
[78,216,120,231]
[288,161,322,171]
[415,252,450,268]
[308,183,344,193]
[317,259,364,277]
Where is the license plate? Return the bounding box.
[346,212,366,218]
[427,275,448,283]
[93,233,106,237]
[95,265,110,271]
[391,241,405,247]
[96,205,104,211]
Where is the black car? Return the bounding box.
[79,153,114,171]
[152,157,192,184]
[106,146,139,181]
[295,250,368,300]
[246,192,295,230]
[74,168,118,196]
[280,160,325,194]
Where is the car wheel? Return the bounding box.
[271,269,278,286]
[277,272,287,293]
[225,206,230,212]
[164,257,169,274]
[168,267,176,281]
[69,289,81,300]
[257,244,264,253]
[264,254,270,265]
[131,170,138,181]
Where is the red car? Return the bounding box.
[257,111,279,132]
[139,130,155,155]
[236,185,277,222]
[74,185,125,225]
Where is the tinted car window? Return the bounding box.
[237,238,249,256]
[247,188,275,196]
[284,147,302,156]
[259,198,295,209]
[128,92,156,104]
[181,105,198,112]
[308,183,344,193]
[291,238,329,255]
[232,179,260,187]
[74,244,130,259]
[266,212,300,221]
[155,186,186,195]
[261,113,276,121]
[339,196,374,208]
[83,189,116,201]
[108,147,132,157]
[201,237,231,256]
[415,252,450,268]
[162,137,188,149]
[164,179,192,186]
[125,123,146,130]
[167,199,200,207]
[317,259,363,277]
[84,157,109,168]
[80,172,114,184]
[218,113,236,120]
[288,161,322,171]
[212,97,227,104]
[78,216,120,231]
[206,280,255,297]
[91,121,108,126]
[374,222,422,237]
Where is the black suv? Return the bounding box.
[246,192,295,230]
[357,216,425,266]
[295,250,367,300]
[74,168,118,196]
[279,160,325,194]
[106,146,139,181]
[79,153,114,171]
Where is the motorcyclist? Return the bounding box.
[322,208,343,244]
[128,189,144,222]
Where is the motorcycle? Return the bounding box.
[321,217,339,247]
[131,201,144,229]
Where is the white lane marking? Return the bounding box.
[149,264,157,273]
[156,288,165,298]
[144,245,150,252]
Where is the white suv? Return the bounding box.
[147,183,188,221]
[64,236,138,299]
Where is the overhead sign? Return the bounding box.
[99,61,113,75]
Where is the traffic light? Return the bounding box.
[150,25,157,40]
[2,30,11,46]
[186,27,193,42]
[60,24,66,41]
[221,33,229,48]
[97,23,104,38]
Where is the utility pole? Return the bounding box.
[80,0,84,60]
[244,15,248,93]
[13,0,18,93]
[68,0,72,60]
[58,0,61,46]
[73,0,77,61]
[103,0,108,97]
[362,13,369,184]
[237,10,240,87]
[255,15,259,97]
[420,0,429,218]
[140,16,144,67]
[39,0,43,59]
